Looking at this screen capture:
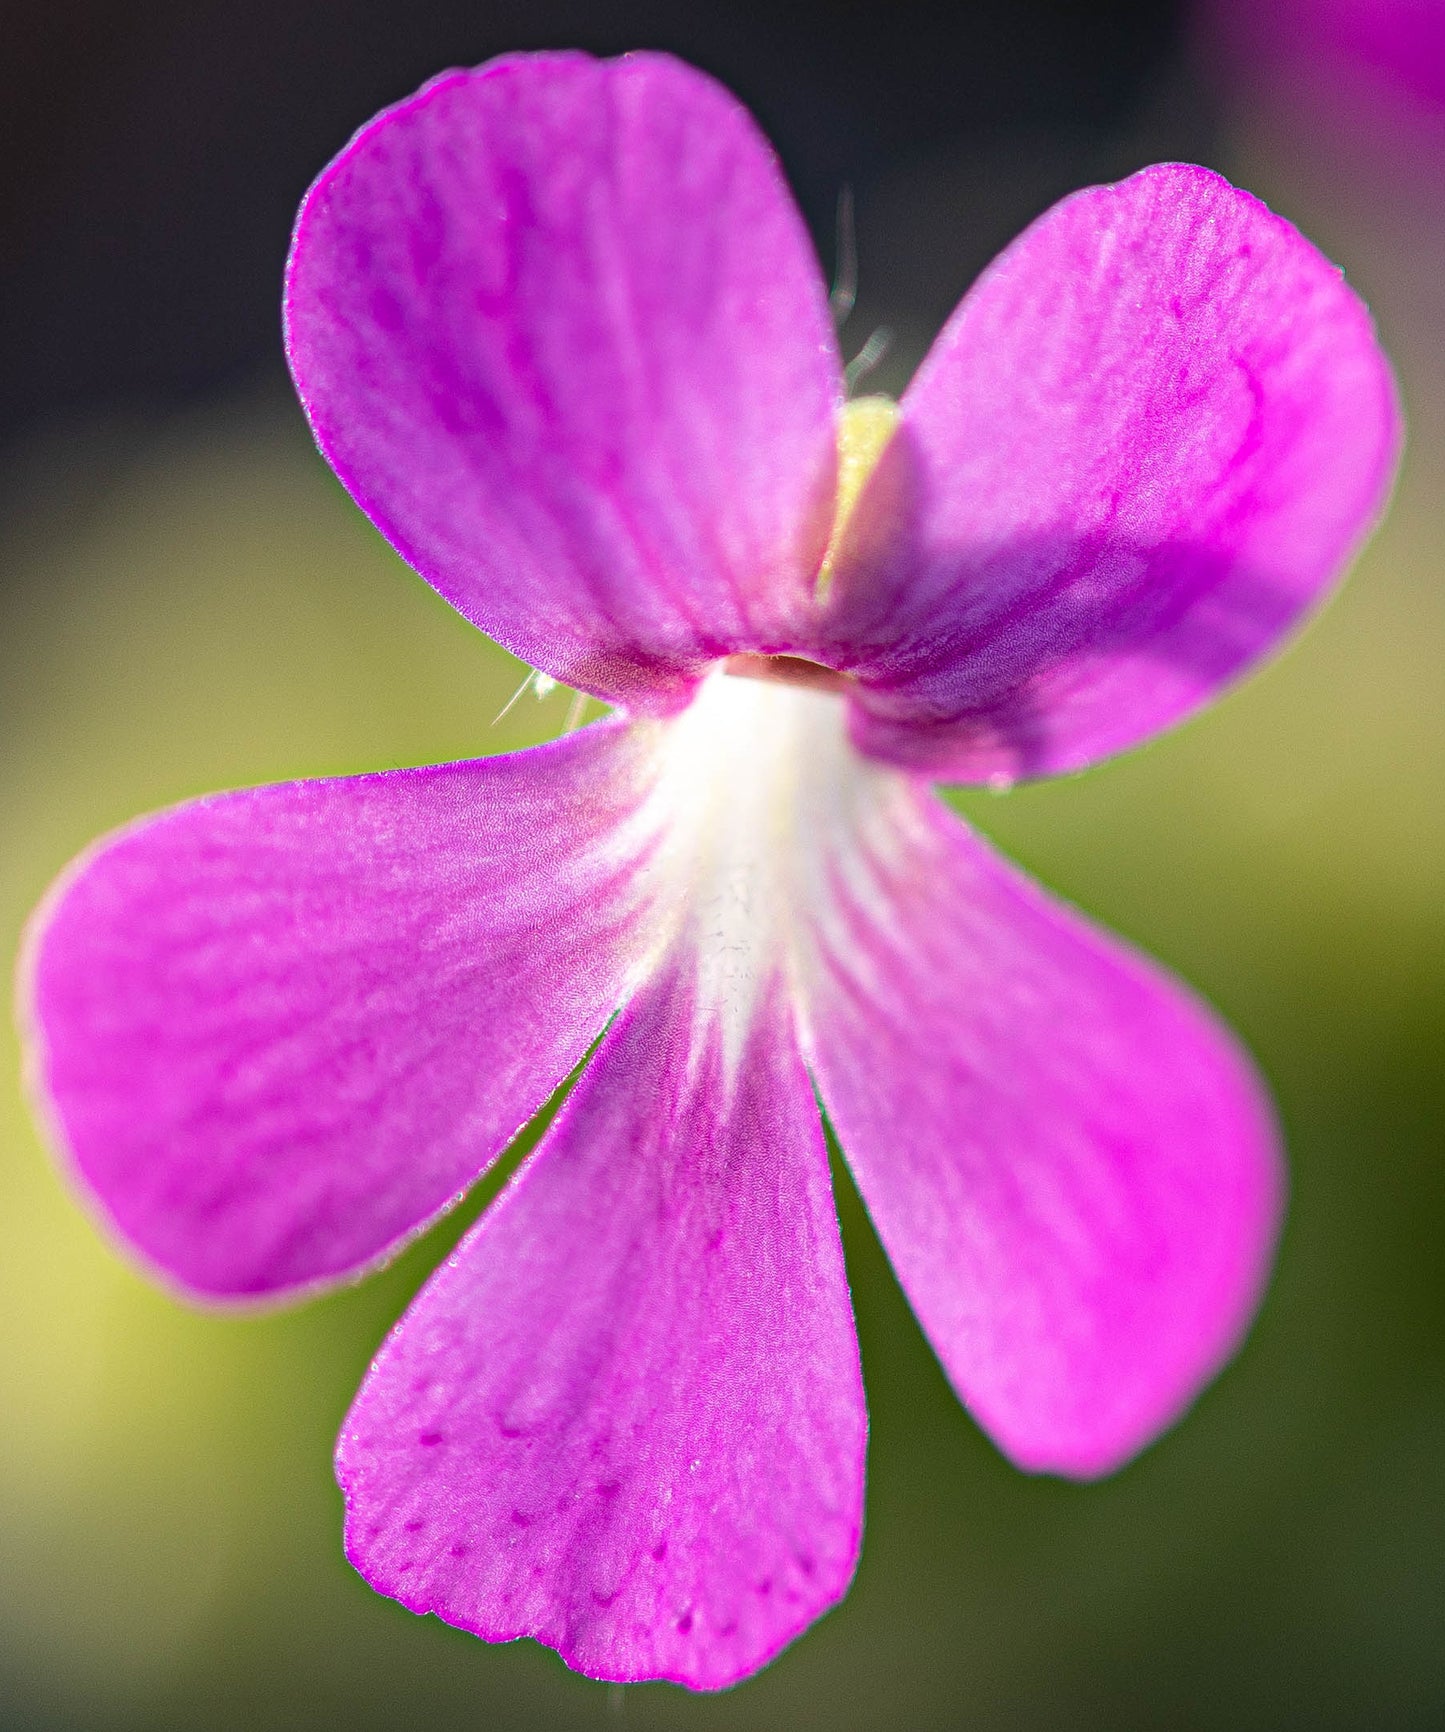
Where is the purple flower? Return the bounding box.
[18,51,1398,1691]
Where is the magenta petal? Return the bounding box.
[20,724,665,1301]
[337,962,865,1690]
[286,52,842,713]
[798,788,1282,1477]
[823,163,1400,780]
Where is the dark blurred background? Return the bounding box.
[3,3,1443,1729]
[1,0,1199,454]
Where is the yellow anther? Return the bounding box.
[816,394,901,599]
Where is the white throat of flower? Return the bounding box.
[607,394,913,1080]
[627,670,908,1080]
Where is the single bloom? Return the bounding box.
[17,52,1399,1691]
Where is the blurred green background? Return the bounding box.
[3,4,1443,1727]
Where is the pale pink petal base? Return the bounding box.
[798,789,1283,1477]
[338,961,865,1690]
[22,723,665,1301]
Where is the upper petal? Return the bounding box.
[19,723,666,1302]
[285,52,842,713]
[794,782,1282,1477]
[337,957,865,1690]
[820,163,1401,780]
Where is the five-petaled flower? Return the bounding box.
[18,51,1398,1692]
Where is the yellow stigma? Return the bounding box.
[816,393,901,599]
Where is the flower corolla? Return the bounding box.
[18,51,1400,1691]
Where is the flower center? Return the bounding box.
[722,394,901,696]
[721,652,850,693]
[817,393,901,599]
[633,670,902,1077]
[627,399,907,1065]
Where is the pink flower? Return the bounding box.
[18,51,1398,1691]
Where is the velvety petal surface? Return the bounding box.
[337,958,865,1690]
[21,723,668,1301]
[286,52,842,714]
[795,784,1283,1477]
[821,163,1400,780]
